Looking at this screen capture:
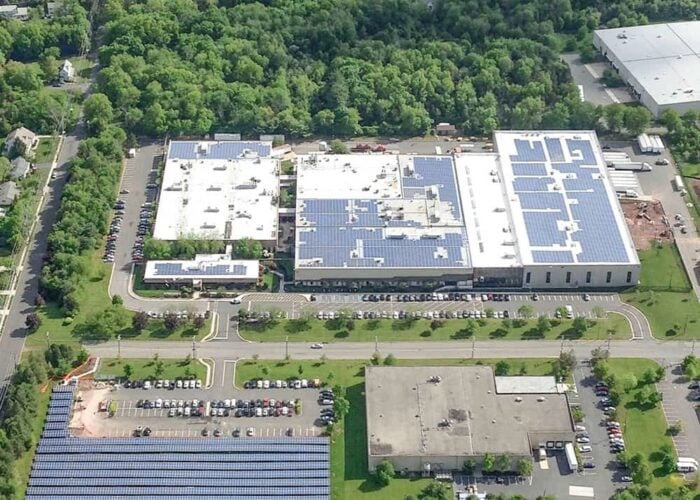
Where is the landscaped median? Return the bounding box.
[235,357,570,500]
[96,357,207,381]
[238,312,631,343]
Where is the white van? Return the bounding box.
[677,457,699,466]
[677,462,698,472]
[565,305,574,319]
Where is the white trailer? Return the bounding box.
[650,135,664,153]
[674,175,685,192]
[638,133,664,154]
[612,162,652,172]
[565,442,578,473]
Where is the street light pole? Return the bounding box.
[117,334,121,360]
[192,339,196,360]
[285,336,289,358]
[46,331,50,349]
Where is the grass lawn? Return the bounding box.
[239,313,631,343]
[34,136,60,164]
[68,56,94,81]
[605,359,683,491]
[29,250,210,349]
[96,358,207,381]
[236,357,562,500]
[12,384,51,499]
[621,243,700,340]
[637,243,692,291]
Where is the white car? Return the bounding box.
[230,297,241,304]
[311,343,323,349]
[263,380,270,389]
[578,445,592,453]
[576,437,590,444]
[195,379,202,389]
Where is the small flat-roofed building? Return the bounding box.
[152,140,279,247]
[593,22,700,116]
[143,254,259,287]
[365,366,574,472]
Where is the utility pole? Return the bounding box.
[607,331,612,353]
[692,338,696,355]
[375,336,378,353]
[191,339,196,360]
[285,336,289,358]
[117,334,121,360]
[471,335,476,359]
[46,331,50,349]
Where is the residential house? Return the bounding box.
[4,127,38,155]
[10,157,31,180]
[59,60,75,82]
[0,5,29,20]
[0,182,19,206]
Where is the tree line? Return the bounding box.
[39,125,125,316]
[85,0,695,140]
[0,345,83,498]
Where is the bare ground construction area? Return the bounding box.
[621,200,672,250]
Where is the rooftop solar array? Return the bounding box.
[153,262,248,277]
[297,156,470,270]
[168,141,271,160]
[27,385,330,498]
[502,134,633,265]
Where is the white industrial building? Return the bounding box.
[153,141,279,247]
[593,22,700,117]
[294,131,639,289]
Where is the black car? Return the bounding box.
[136,399,144,408]
[143,427,152,437]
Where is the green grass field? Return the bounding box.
[239,313,631,343]
[622,243,700,339]
[605,359,683,491]
[29,250,210,349]
[236,358,561,500]
[34,136,60,164]
[96,358,207,381]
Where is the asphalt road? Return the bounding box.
[0,131,81,404]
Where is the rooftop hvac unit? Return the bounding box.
[502,240,515,245]
[387,234,406,239]
[204,207,219,213]
[207,186,222,191]
[213,165,227,170]
[236,211,252,219]
[494,207,505,212]
[503,253,515,259]
[201,222,215,229]
[420,234,440,239]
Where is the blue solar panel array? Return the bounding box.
[298,156,470,270]
[507,135,630,264]
[168,141,271,160]
[27,385,331,498]
[153,262,248,277]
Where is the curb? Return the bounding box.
[201,312,219,343]
[198,357,214,389]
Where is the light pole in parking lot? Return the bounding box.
[117,334,121,360]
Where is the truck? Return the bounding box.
[565,442,578,473]
[611,162,652,172]
[638,133,664,154]
[673,175,685,192]
[676,461,698,473]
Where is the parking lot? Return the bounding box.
[73,379,334,440]
[658,364,700,461]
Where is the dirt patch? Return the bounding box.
[691,178,700,199]
[621,200,673,250]
[69,383,112,437]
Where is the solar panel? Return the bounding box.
[168,141,271,160]
[505,134,631,265]
[27,486,331,496]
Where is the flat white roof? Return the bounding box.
[495,131,638,267]
[495,376,559,394]
[144,255,259,281]
[453,153,519,269]
[153,141,279,241]
[595,22,700,106]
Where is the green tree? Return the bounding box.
[603,103,626,133]
[333,395,350,419]
[329,139,348,154]
[495,453,511,472]
[482,452,495,473]
[623,106,652,135]
[495,360,510,376]
[83,93,114,134]
[518,305,534,318]
[123,363,133,379]
[384,354,397,366]
[25,313,41,332]
[154,360,165,378]
[517,458,533,476]
[132,311,148,332]
[419,481,449,500]
[375,460,394,486]
[536,315,551,335]
[572,316,588,335]
[619,373,638,391]
[233,239,264,259]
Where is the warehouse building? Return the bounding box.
[294,131,639,288]
[365,366,574,473]
[153,140,279,247]
[593,22,700,116]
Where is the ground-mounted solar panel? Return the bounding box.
[27,486,330,496]
[32,451,327,463]
[32,459,330,471]
[28,496,331,500]
[29,476,329,488]
[30,468,328,480]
